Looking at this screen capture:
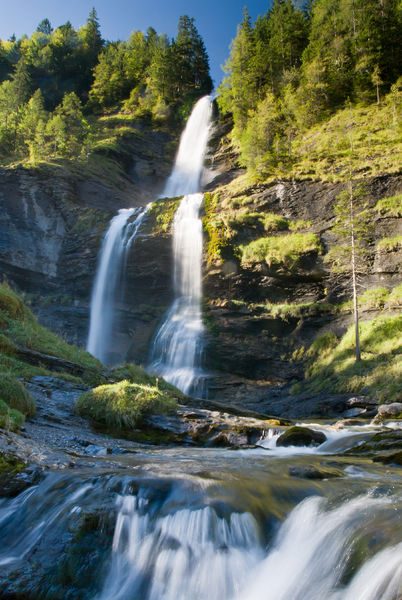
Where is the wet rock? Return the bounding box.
[373,451,402,466]
[348,430,402,455]
[276,426,327,447]
[376,403,402,421]
[334,418,369,429]
[0,453,43,497]
[288,465,343,480]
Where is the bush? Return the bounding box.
[76,380,178,430]
[241,232,321,270]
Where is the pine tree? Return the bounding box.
[173,16,213,99]
[36,19,53,35]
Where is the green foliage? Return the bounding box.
[0,400,25,432]
[218,0,401,180]
[0,374,35,416]
[304,314,402,402]
[0,12,212,164]
[376,194,402,218]
[388,284,402,307]
[109,363,185,398]
[76,380,178,430]
[148,197,182,233]
[377,235,402,252]
[262,213,290,232]
[0,283,103,385]
[325,184,372,275]
[358,287,390,310]
[203,192,235,263]
[241,232,321,271]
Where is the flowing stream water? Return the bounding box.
[149,95,212,394]
[1,427,402,599]
[87,206,148,364]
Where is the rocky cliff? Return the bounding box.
[0,112,401,417]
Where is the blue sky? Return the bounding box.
[0,0,270,87]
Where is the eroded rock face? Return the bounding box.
[0,124,176,353]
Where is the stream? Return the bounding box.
[1,424,402,599]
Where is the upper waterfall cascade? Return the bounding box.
[149,95,213,394]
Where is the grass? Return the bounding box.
[303,314,402,402]
[0,283,104,407]
[0,400,25,432]
[241,232,321,271]
[203,192,235,264]
[76,380,178,430]
[0,374,35,417]
[375,194,402,218]
[377,235,402,252]
[290,97,402,182]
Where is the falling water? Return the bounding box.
[149,95,212,394]
[87,206,148,364]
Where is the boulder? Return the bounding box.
[377,403,402,420]
[288,465,342,479]
[276,426,326,447]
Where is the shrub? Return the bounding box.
[241,232,321,270]
[0,373,35,416]
[76,380,178,430]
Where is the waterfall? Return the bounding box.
[87,207,148,364]
[149,95,213,395]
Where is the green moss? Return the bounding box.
[375,194,402,218]
[76,380,178,430]
[203,192,234,263]
[148,197,181,234]
[241,232,321,271]
[304,314,402,402]
[377,235,402,252]
[0,374,35,416]
[0,451,25,474]
[0,284,27,320]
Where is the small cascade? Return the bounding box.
[87,206,148,364]
[150,95,212,395]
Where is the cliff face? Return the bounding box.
[0,114,401,416]
[200,121,402,414]
[0,124,176,350]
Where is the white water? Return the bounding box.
[96,491,402,600]
[87,207,148,364]
[149,96,212,394]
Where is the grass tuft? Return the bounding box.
[76,380,178,430]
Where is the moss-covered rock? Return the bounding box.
[0,374,35,416]
[76,380,178,430]
[276,426,326,447]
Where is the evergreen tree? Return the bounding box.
[18,89,48,159]
[173,16,213,99]
[11,58,32,107]
[36,19,53,35]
